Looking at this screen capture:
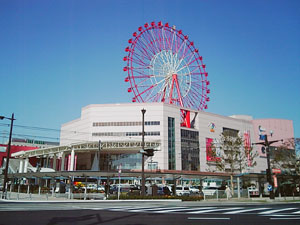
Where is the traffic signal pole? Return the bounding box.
[265,135,275,200]
[141,109,146,197]
[1,113,15,199]
[254,134,282,200]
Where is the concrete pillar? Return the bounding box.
[24,158,29,173]
[19,159,24,173]
[61,153,65,171]
[237,177,241,199]
[53,154,57,171]
[46,157,49,168]
[70,149,75,171]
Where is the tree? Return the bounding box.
[209,130,258,193]
[271,138,300,175]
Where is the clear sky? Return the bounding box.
[0,0,299,142]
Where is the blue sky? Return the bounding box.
[0,0,299,142]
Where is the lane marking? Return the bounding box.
[292,210,300,214]
[109,206,156,211]
[259,208,297,214]
[188,217,230,220]
[129,206,187,212]
[187,207,242,214]
[152,207,217,213]
[224,207,270,214]
[270,217,300,220]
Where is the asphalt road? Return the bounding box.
[0,201,300,225]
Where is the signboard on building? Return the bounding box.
[272,168,281,174]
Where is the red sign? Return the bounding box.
[272,168,281,174]
[273,175,278,188]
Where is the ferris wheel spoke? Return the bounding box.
[146,29,160,54]
[177,67,199,77]
[131,50,152,63]
[136,36,157,59]
[176,56,199,74]
[135,83,158,99]
[161,27,167,51]
[131,57,151,67]
[176,50,195,69]
[176,50,194,71]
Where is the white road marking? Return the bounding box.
[270,217,300,220]
[187,207,243,214]
[224,207,270,214]
[259,208,297,214]
[152,207,217,213]
[129,206,187,212]
[188,217,230,220]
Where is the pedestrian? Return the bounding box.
[225,185,232,200]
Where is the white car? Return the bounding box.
[175,186,190,196]
[189,186,200,194]
[248,186,259,197]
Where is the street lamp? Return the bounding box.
[141,108,146,197]
[0,113,15,199]
[254,132,282,200]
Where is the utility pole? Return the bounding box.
[141,108,146,197]
[1,113,15,199]
[254,131,282,200]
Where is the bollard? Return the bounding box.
[46,193,48,201]
[216,190,219,201]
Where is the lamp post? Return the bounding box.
[141,108,146,197]
[1,113,15,199]
[254,133,282,200]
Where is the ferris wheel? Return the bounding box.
[123,21,210,111]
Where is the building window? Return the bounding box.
[223,127,239,137]
[148,161,158,170]
[92,131,160,137]
[168,117,175,170]
[92,121,160,127]
[181,129,200,171]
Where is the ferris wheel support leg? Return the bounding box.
[172,74,184,107]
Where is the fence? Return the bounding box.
[0,191,106,201]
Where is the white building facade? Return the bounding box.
[59,102,294,174]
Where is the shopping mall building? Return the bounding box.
[53,102,293,175]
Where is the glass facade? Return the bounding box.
[168,117,176,170]
[100,153,142,171]
[181,129,200,171]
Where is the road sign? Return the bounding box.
[267,185,273,192]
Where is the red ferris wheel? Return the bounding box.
[123,21,210,111]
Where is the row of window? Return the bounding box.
[92,121,160,127]
[92,131,160,137]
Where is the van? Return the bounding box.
[175,186,190,196]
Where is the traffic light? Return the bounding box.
[139,148,155,157]
[145,149,154,157]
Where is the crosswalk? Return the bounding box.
[83,205,300,216]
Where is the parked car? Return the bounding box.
[248,186,259,197]
[175,186,190,196]
[189,186,200,194]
